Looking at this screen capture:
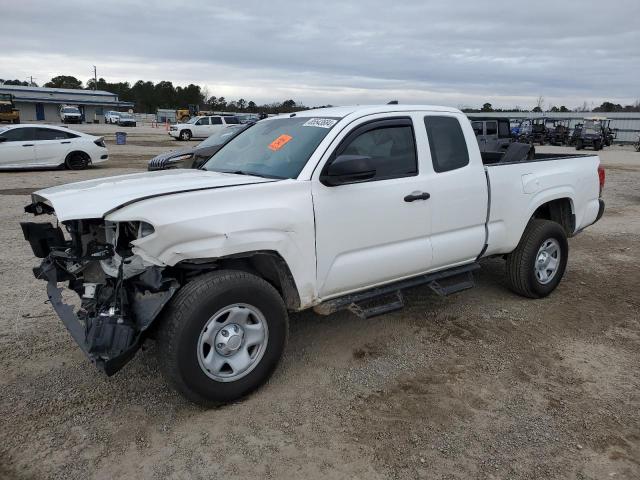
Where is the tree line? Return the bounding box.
[0,75,315,114]
[463,99,640,113]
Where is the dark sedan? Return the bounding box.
[148,124,250,171]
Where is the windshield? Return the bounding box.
[119,113,133,119]
[186,117,199,124]
[198,125,247,148]
[63,107,79,113]
[202,116,339,179]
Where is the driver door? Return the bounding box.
[193,117,210,137]
[312,115,433,298]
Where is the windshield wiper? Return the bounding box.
[214,169,285,180]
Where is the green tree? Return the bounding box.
[44,75,83,89]
[480,102,493,112]
[247,101,257,112]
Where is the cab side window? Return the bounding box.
[198,117,211,126]
[471,121,483,136]
[485,121,498,136]
[334,118,417,181]
[424,116,470,173]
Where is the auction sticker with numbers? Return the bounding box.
[268,134,293,151]
[303,118,338,128]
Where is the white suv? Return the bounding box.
[104,111,121,124]
[169,115,241,140]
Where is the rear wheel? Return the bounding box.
[156,270,288,406]
[179,129,192,141]
[65,151,90,170]
[505,219,568,298]
[593,140,601,151]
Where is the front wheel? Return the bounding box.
[156,270,288,406]
[505,219,568,298]
[179,129,192,141]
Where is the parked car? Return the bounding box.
[117,112,137,127]
[169,115,241,140]
[0,124,108,169]
[148,124,251,171]
[21,105,605,406]
[59,105,82,124]
[469,117,513,152]
[104,111,121,124]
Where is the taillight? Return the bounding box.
[597,165,605,197]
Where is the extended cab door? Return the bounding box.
[422,114,488,269]
[312,115,434,298]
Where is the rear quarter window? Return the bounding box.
[424,116,470,173]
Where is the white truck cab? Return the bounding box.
[169,115,241,140]
[22,105,605,406]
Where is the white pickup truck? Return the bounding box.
[21,105,605,406]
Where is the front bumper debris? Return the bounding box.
[22,219,179,375]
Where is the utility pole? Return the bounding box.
[93,65,97,90]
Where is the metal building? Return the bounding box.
[0,84,134,123]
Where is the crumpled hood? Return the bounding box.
[32,169,276,221]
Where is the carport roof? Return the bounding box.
[0,84,134,107]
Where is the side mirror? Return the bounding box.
[321,155,376,186]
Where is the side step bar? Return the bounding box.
[314,263,480,319]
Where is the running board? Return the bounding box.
[314,263,480,318]
[349,291,405,319]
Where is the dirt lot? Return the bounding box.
[1,126,639,479]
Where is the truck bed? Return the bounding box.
[482,152,601,257]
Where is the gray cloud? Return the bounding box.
[2,0,638,109]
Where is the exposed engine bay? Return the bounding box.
[21,207,179,375]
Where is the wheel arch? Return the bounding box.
[174,250,301,311]
[530,197,575,237]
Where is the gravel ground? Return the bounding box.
[0,127,638,479]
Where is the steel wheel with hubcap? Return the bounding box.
[197,304,269,382]
[534,238,561,285]
[157,270,288,406]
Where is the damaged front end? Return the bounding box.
[21,207,179,375]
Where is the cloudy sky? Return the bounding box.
[2,0,639,109]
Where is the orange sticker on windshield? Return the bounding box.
[268,134,292,151]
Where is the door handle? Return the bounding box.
[22,144,34,147]
[61,141,71,144]
[404,191,430,202]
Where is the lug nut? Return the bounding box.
[221,330,229,337]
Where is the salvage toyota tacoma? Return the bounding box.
[21,105,606,406]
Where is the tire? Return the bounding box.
[179,130,192,141]
[593,140,601,151]
[505,219,568,299]
[65,151,90,170]
[156,270,288,406]
[576,139,583,150]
